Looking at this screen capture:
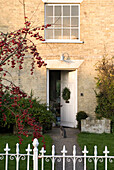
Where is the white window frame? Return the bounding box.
[43,3,83,43]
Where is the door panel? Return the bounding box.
[61,70,77,127]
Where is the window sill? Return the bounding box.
[42,40,84,44]
[42,0,83,3]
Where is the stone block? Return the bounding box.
[81,118,111,134]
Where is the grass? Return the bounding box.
[77,132,114,170]
[0,133,52,170]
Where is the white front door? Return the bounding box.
[60,70,77,128]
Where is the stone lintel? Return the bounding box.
[45,60,84,70]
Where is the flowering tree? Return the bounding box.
[0,15,51,145]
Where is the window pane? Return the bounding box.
[63,6,70,16]
[46,6,53,16]
[46,17,53,26]
[63,29,70,39]
[54,17,61,27]
[71,29,79,39]
[71,17,79,27]
[45,5,80,40]
[63,17,70,27]
[54,29,61,39]
[55,6,61,16]
[46,29,53,39]
[71,6,79,16]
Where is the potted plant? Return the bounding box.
[76,111,88,130]
[62,87,71,103]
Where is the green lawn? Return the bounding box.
[0,134,52,170]
[77,133,114,170]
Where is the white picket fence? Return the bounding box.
[0,138,114,170]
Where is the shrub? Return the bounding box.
[0,93,55,134]
[0,89,45,144]
[95,57,114,133]
[15,97,55,133]
[29,98,55,133]
[95,57,114,120]
[76,111,88,130]
[0,92,16,128]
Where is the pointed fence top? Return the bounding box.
[94,146,97,156]
[4,143,10,152]
[16,143,19,154]
[52,145,55,155]
[82,146,88,155]
[26,144,32,153]
[61,145,67,154]
[103,146,110,155]
[73,145,77,156]
[33,138,39,148]
[40,147,46,155]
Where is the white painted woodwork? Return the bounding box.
[46,59,83,127]
[42,0,83,3]
[1,138,113,170]
[61,70,77,127]
[46,69,49,110]
[44,4,81,42]
[42,40,84,43]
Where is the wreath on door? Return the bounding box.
[62,87,71,103]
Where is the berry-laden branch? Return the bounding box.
[0,18,52,73]
[0,16,51,146]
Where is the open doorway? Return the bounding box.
[49,70,61,125]
[48,69,77,128]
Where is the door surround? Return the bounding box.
[46,59,84,126]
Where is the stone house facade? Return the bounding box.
[0,0,114,127]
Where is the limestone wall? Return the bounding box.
[0,0,114,116]
[81,117,111,133]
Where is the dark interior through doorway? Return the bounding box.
[49,70,61,124]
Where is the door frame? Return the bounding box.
[47,69,49,110]
[46,68,78,125]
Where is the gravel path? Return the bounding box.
[48,127,84,170]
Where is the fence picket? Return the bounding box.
[73,145,76,170]
[33,138,39,170]
[16,143,19,170]
[82,146,88,170]
[40,147,46,170]
[61,145,67,170]
[103,146,109,170]
[26,144,32,170]
[94,146,98,170]
[0,138,114,170]
[52,145,55,170]
[4,143,10,170]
